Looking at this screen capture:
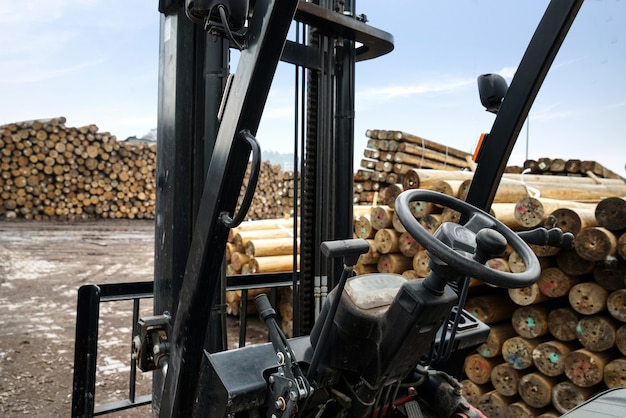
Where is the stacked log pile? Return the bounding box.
[0,118,296,221]
[354,130,474,205]
[1,117,157,220]
[516,158,625,180]
[354,170,626,417]
[353,169,626,417]
[224,217,300,333]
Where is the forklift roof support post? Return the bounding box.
[157,0,300,416]
[466,0,584,212]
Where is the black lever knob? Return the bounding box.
[474,229,507,264]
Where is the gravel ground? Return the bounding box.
[0,220,265,417]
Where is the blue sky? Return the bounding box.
[1,1,624,176]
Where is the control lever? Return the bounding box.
[517,227,574,250]
[255,294,312,417]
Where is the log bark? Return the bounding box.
[464,294,517,324]
[245,237,299,257]
[548,308,581,342]
[461,380,492,406]
[391,211,406,234]
[563,349,612,387]
[234,229,295,252]
[575,226,618,261]
[248,255,299,273]
[569,282,608,315]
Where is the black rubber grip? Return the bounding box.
[320,238,370,259]
[254,293,276,321]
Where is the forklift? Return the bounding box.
[71,0,626,416]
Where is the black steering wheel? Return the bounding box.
[395,190,540,288]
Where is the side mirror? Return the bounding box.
[477,74,508,114]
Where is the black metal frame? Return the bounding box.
[71,274,296,417]
[71,282,154,417]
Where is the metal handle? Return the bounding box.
[219,129,261,228]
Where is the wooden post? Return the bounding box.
[537,267,582,298]
[505,402,548,418]
[464,354,501,385]
[509,283,549,306]
[607,289,626,322]
[576,315,618,352]
[357,240,379,265]
[370,206,394,230]
[512,304,551,339]
[245,237,299,257]
[616,324,626,356]
[604,358,626,388]
[551,381,598,414]
[502,336,546,370]
[490,363,524,397]
[464,294,517,324]
[398,231,421,257]
[354,214,375,239]
[545,207,597,236]
[548,308,581,342]
[248,255,299,273]
[476,390,517,418]
[412,250,431,278]
[593,260,626,291]
[518,372,559,408]
[575,227,618,261]
[556,250,595,276]
[563,348,613,387]
[595,196,626,231]
[374,228,401,254]
[376,253,413,274]
[569,282,608,315]
[477,323,517,358]
[532,340,576,377]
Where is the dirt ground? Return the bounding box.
[0,220,267,417]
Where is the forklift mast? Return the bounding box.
[152,0,393,415]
